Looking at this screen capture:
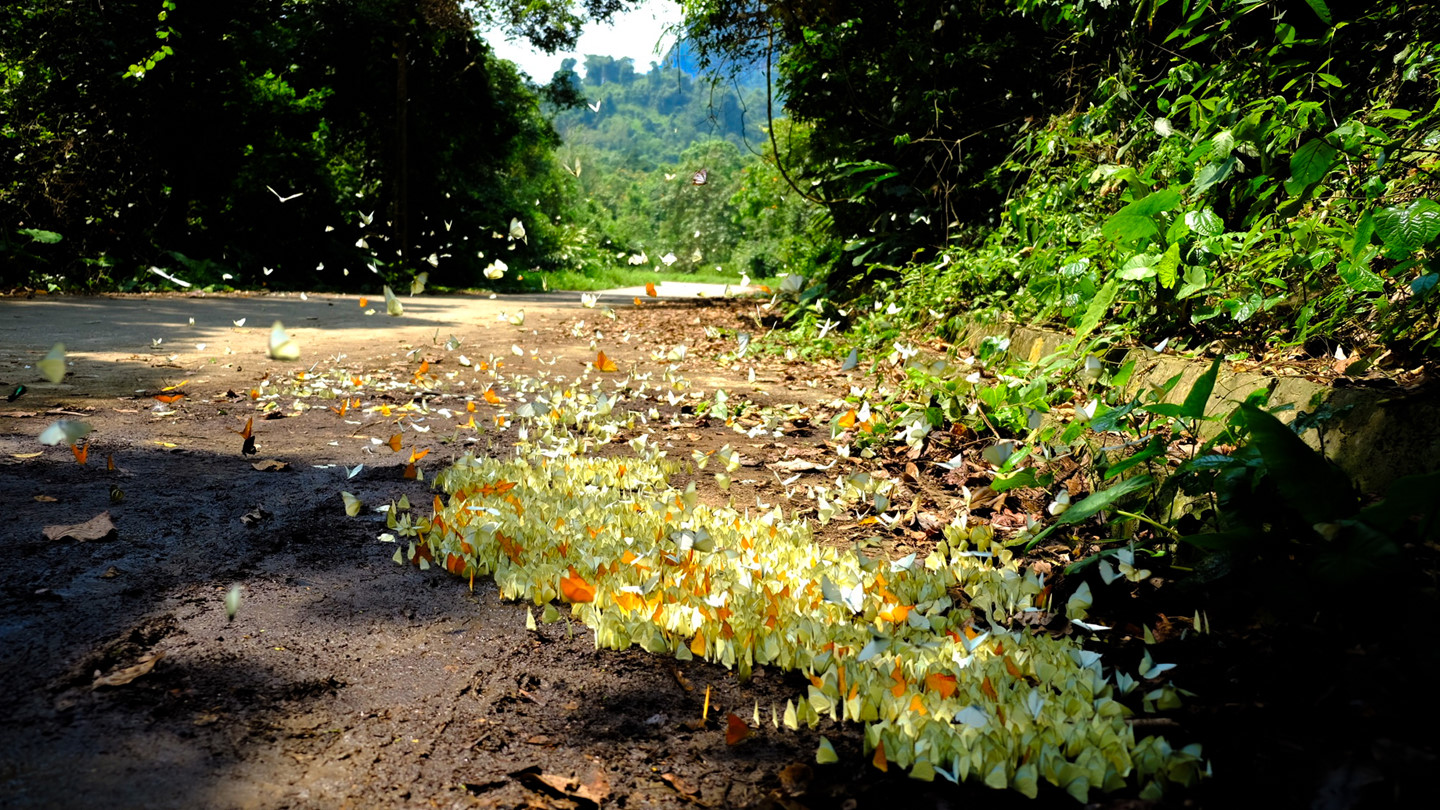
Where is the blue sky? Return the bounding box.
[483,1,683,80]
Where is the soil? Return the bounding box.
[0,292,1433,809]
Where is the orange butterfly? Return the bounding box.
[595,351,618,372]
[483,388,501,404]
[70,441,89,465]
[560,568,596,603]
[387,433,402,452]
[724,713,752,745]
[232,417,256,456]
[153,392,186,404]
[358,297,369,307]
[645,281,658,297]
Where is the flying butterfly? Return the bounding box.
[691,168,709,186]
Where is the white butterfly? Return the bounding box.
[148,266,191,288]
[509,217,527,244]
[39,418,92,446]
[587,99,601,113]
[660,252,677,266]
[233,318,246,327]
[358,210,374,227]
[580,293,599,308]
[268,321,300,360]
[266,185,303,202]
[483,259,507,279]
[383,285,403,316]
[262,267,274,275]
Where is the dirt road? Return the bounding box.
[1,291,980,810]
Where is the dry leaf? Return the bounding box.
[92,650,164,689]
[34,494,58,502]
[13,451,43,459]
[660,772,697,798]
[251,460,289,471]
[575,764,612,805]
[777,762,813,796]
[43,512,116,542]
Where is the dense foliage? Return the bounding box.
[683,0,1440,355]
[0,0,626,291]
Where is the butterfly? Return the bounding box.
[664,173,677,181]
[595,351,618,373]
[587,99,601,113]
[691,168,709,185]
[39,419,91,446]
[268,321,300,360]
[233,417,256,456]
[266,185,303,203]
[383,285,403,316]
[7,384,27,402]
[509,217,527,243]
[37,343,66,383]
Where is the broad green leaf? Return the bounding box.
[1103,436,1165,481]
[1374,199,1440,252]
[1073,279,1118,344]
[1184,208,1224,237]
[1303,0,1332,25]
[1156,243,1181,289]
[1181,357,1222,419]
[1102,214,1157,244]
[1239,404,1353,524]
[1350,211,1376,260]
[1053,475,1154,526]
[1288,139,1338,188]
[1336,260,1384,293]
[18,228,63,244]
[1192,156,1237,194]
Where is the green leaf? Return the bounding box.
[1156,243,1181,289]
[1124,188,1183,218]
[1184,208,1224,237]
[1337,260,1384,293]
[1351,211,1376,260]
[1373,199,1440,252]
[1054,475,1154,526]
[1302,0,1332,25]
[1192,156,1237,194]
[1102,214,1158,244]
[1103,436,1165,480]
[18,228,62,244]
[1289,139,1338,188]
[992,468,1038,492]
[1239,404,1353,524]
[1073,279,1119,344]
[1181,357,1222,419]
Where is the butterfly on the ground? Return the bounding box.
[691,168,709,185]
[233,417,256,456]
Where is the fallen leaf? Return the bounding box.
[92,650,164,689]
[660,772,697,798]
[33,494,58,502]
[241,507,271,527]
[12,452,43,459]
[777,762,813,796]
[575,764,611,805]
[673,667,694,692]
[251,460,288,471]
[43,512,116,542]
